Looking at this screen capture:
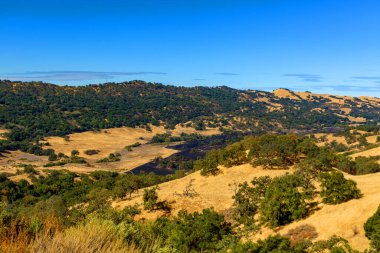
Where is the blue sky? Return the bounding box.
[1,0,380,97]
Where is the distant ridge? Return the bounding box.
[0,80,379,144]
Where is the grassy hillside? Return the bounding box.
[2,133,380,252]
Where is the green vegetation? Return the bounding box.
[4,79,379,156]
[319,171,362,204]
[260,174,309,228]
[96,152,121,163]
[84,149,100,155]
[149,132,205,143]
[364,205,380,251]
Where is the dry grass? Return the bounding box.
[0,129,8,140]
[114,164,288,219]
[272,88,301,100]
[0,125,220,174]
[30,218,142,253]
[0,215,61,253]
[351,145,380,159]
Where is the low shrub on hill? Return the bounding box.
[97,152,121,163]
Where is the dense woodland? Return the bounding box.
[2,79,380,154]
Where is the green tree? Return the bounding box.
[158,209,232,252]
[364,205,380,251]
[260,175,308,228]
[319,171,362,204]
[71,150,79,156]
[143,186,159,211]
[232,176,272,225]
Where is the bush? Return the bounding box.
[84,149,100,155]
[319,171,362,204]
[354,156,380,175]
[97,152,121,163]
[364,205,380,251]
[157,209,232,252]
[230,234,308,253]
[143,187,159,211]
[286,224,318,246]
[232,176,271,226]
[260,175,309,228]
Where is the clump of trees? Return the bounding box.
[149,132,205,144]
[233,174,312,228]
[97,152,121,163]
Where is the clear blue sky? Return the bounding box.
[1,0,380,97]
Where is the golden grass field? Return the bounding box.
[0,125,220,175]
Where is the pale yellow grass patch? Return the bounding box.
[114,164,288,217]
[314,133,348,146]
[272,89,301,100]
[366,135,379,144]
[45,125,219,159]
[0,151,48,174]
[351,145,380,159]
[335,114,367,123]
[8,173,33,184]
[0,129,8,140]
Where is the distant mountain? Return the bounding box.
[0,80,379,143]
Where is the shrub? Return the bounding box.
[84,149,100,155]
[194,154,220,176]
[157,209,232,252]
[71,150,79,156]
[319,171,362,204]
[260,175,308,228]
[364,205,380,251]
[286,224,318,246]
[232,176,272,226]
[97,152,121,163]
[230,234,308,253]
[354,156,380,175]
[311,236,357,253]
[143,187,159,211]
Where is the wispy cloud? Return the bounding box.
[215,72,239,76]
[1,70,167,81]
[352,76,380,80]
[283,73,323,82]
[193,78,207,81]
[311,84,380,92]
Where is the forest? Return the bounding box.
[2,80,379,155]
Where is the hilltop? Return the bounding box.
[1,81,379,145]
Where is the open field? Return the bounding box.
[114,164,288,219]
[44,125,220,159]
[0,125,220,174]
